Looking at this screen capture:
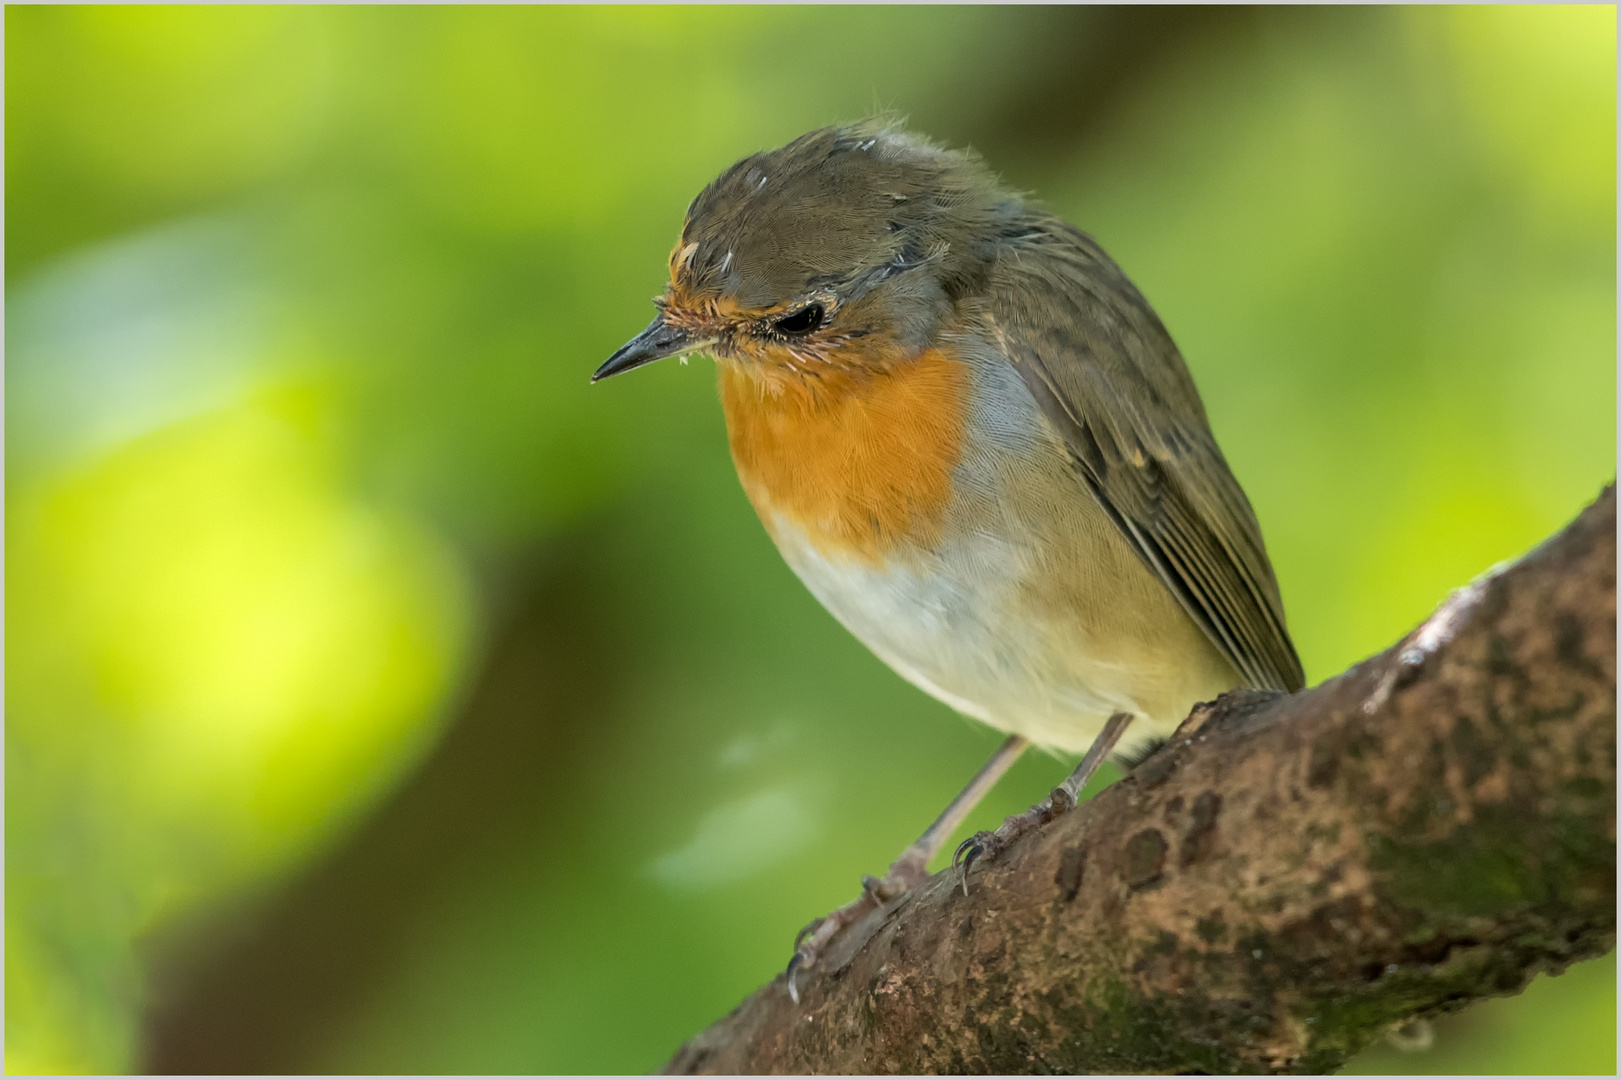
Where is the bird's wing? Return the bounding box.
[984,216,1305,693]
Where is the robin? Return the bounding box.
[594,120,1304,1001]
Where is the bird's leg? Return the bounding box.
[954,711,1134,888]
[787,734,1028,1002]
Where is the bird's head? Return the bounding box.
[593,121,1018,388]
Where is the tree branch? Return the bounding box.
[666,486,1616,1075]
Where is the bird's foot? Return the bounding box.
[952,786,1077,892]
[955,712,1135,892]
[786,848,928,1003]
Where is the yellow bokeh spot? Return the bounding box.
[7,387,472,1070]
[21,394,469,878]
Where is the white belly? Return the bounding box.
[770,519,1169,756]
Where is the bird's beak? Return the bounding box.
[592,316,711,383]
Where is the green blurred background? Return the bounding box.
[6,5,1615,1074]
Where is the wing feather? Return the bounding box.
[985,216,1305,693]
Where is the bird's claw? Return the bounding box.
[952,789,1077,892]
[785,905,858,1005]
[793,916,824,952]
[953,831,997,894]
[785,950,806,1004]
[786,860,926,1004]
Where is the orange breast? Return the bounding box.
[718,347,969,563]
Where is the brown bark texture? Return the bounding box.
[666,486,1617,1075]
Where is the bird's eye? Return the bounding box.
[772,303,824,336]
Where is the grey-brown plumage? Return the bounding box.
[668,124,1020,355]
[986,215,1305,694]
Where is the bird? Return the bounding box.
[593,120,1304,1002]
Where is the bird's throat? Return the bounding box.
[718,348,968,564]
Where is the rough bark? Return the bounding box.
[666,486,1617,1075]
